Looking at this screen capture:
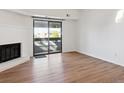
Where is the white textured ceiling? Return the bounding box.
[8,9,80,20]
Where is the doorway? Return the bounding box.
[33,20,62,56]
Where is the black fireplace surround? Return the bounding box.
[0,43,21,63]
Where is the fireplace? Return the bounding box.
[0,43,21,63]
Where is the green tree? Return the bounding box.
[51,31,59,38]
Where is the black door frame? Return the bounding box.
[33,19,62,56]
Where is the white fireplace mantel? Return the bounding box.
[0,57,30,72]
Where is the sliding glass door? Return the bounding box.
[33,20,62,56]
[49,22,62,53]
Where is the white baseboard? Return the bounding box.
[0,57,30,72]
[76,50,124,67]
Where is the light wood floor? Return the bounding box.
[0,52,124,83]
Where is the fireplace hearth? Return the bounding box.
[0,43,21,63]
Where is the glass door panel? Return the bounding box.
[34,21,48,55]
[33,20,62,56]
[49,22,62,53]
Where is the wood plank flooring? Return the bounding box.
[0,52,124,83]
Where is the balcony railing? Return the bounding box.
[34,38,61,55]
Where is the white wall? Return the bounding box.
[0,10,33,57]
[62,20,77,52]
[77,9,124,66]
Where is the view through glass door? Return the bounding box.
[33,20,62,56]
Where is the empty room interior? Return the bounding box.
[1,9,124,83]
